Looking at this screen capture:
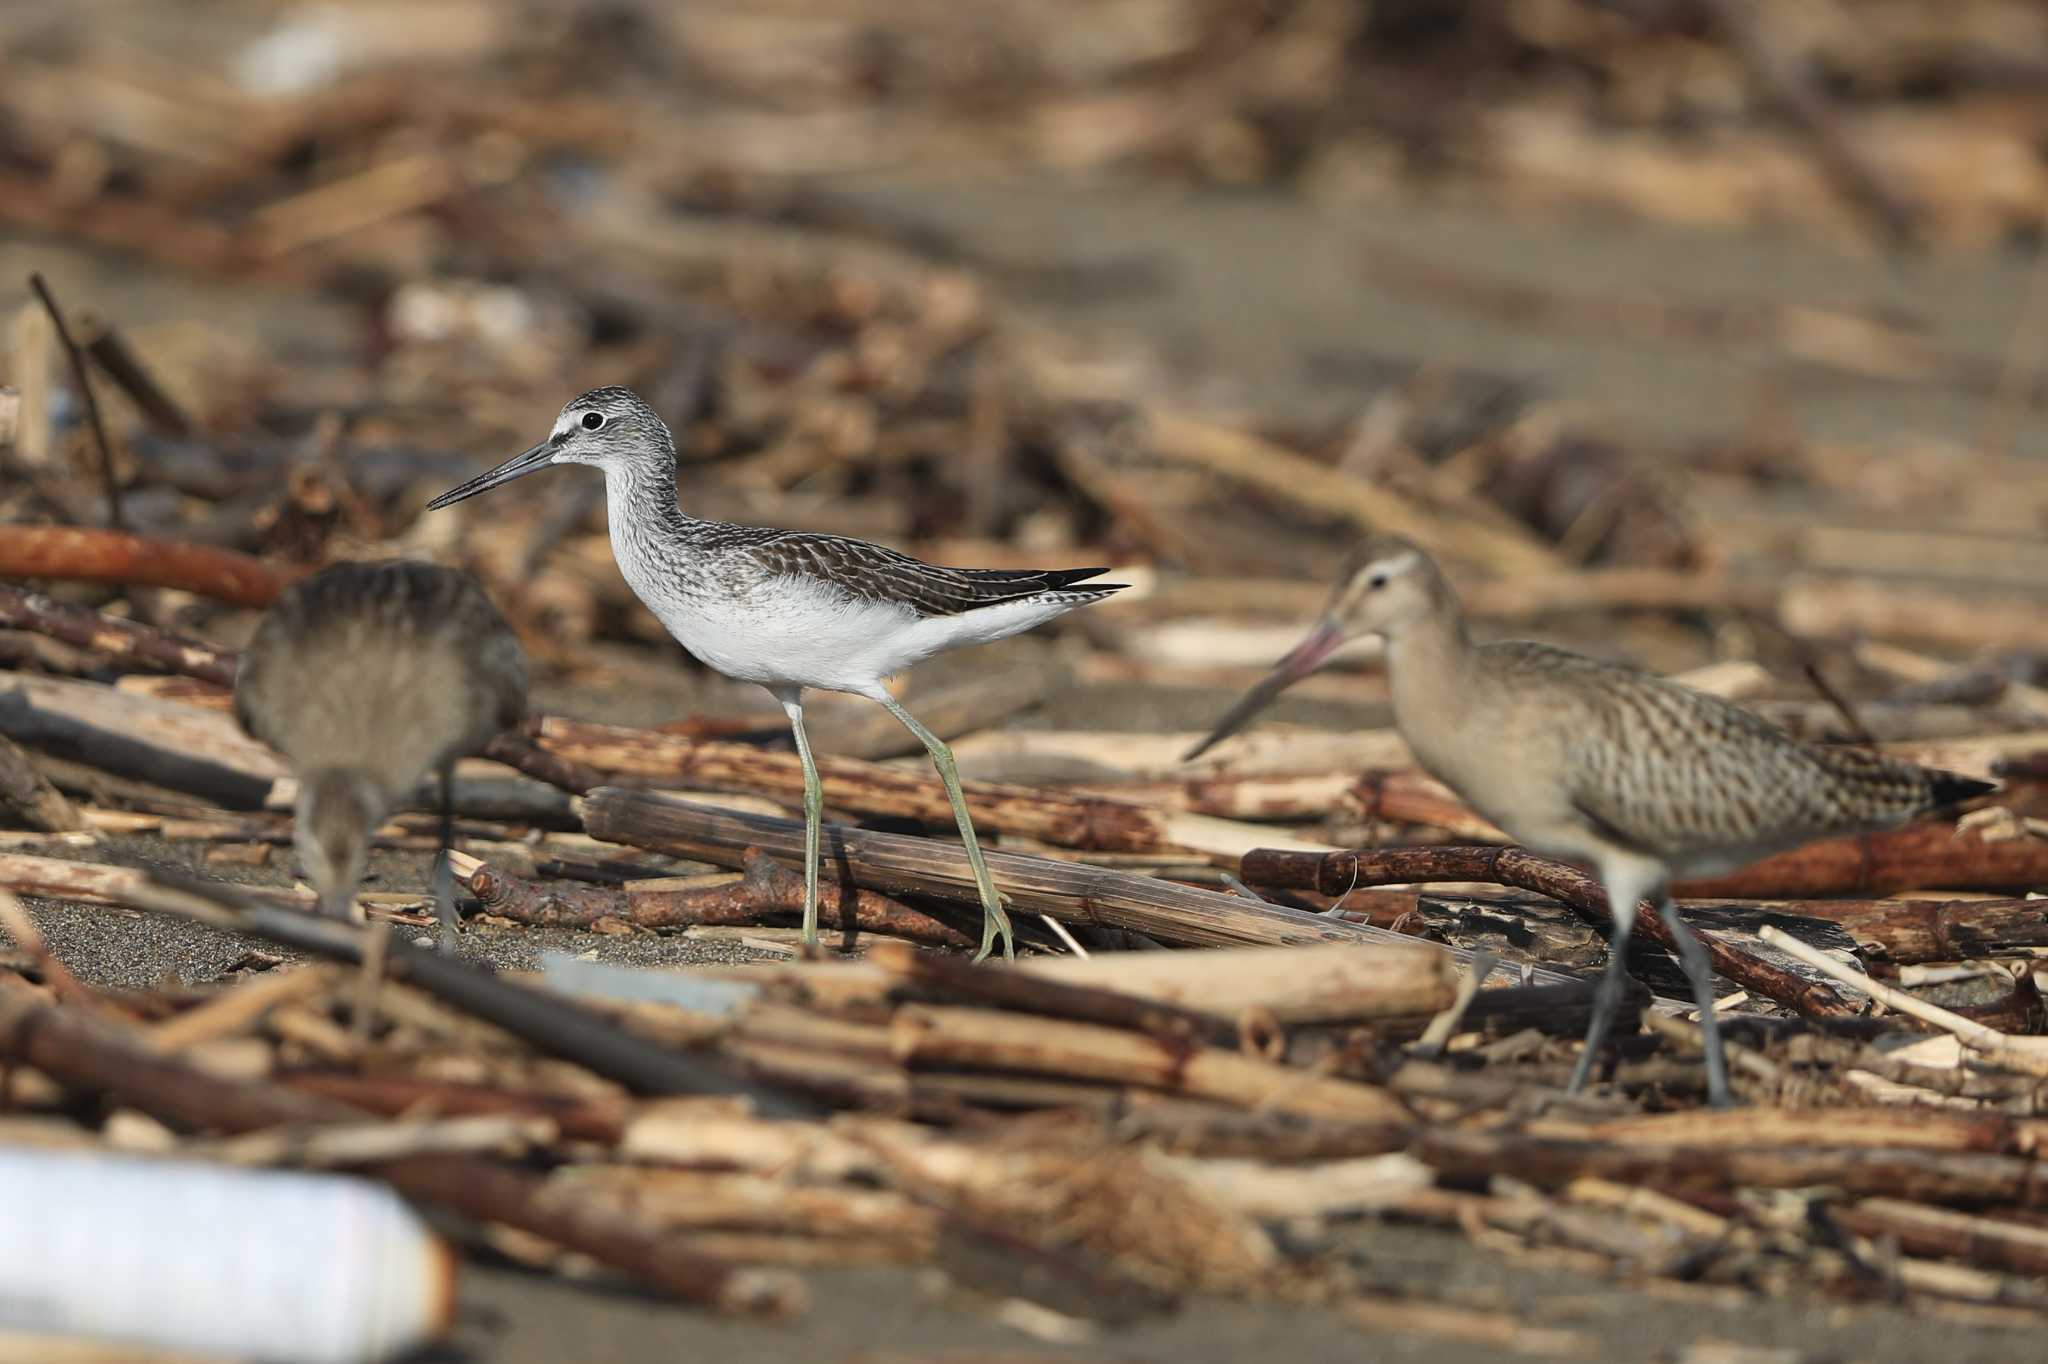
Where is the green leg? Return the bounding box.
[776,690,825,952]
[874,692,1014,963]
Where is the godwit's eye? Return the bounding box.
[581,411,605,431]
[1367,572,1389,590]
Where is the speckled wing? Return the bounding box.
[1552,656,1969,860]
[739,532,1123,618]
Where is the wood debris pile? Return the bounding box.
[6,0,2048,1349]
[5,0,2048,253]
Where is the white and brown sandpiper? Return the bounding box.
[236,560,529,947]
[1186,534,1991,1105]
[426,386,1123,961]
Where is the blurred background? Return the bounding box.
[4,0,2048,770]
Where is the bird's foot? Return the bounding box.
[970,891,1016,965]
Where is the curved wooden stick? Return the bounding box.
[1240,844,1856,1020]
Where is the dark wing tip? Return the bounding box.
[1928,769,1998,809]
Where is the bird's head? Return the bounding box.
[426,386,673,509]
[1183,534,1450,760]
[295,768,384,919]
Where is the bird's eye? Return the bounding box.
[581,411,605,431]
[1367,572,1390,590]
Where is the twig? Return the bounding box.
[1802,660,1877,749]
[461,846,976,949]
[1695,0,1922,248]
[0,888,91,1006]
[78,314,194,438]
[27,273,125,529]
[1757,924,2048,1077]
[1412,950,1494,1057]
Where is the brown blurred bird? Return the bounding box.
[1186,535,1992,1105]
[235,560,528,948]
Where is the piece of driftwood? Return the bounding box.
[580,789,1577,985]
[890,1004,1408,1122]
[1684,894,2048,964]
[0,853,817,1114]
[1673,822,2048,898]
[460,848,976,950]
[1239,844,1856,1019]
[0,672,285,808]
[0,733,83,833]
[1557,1106,2048,1156]
[542,718,1334,860]
[869,939,1233,1043]
[1759,925,2048,1077]
[0,527,298,606]
[1415,1127,2048,1207]
[1831,1199,2048,1277]
[1013,940,1457,1023]
[0,978,800,1314]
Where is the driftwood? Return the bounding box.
[889,1004,1410,1123]
[1013,940,1456,1023]
[542,717,1334,860]
[0,672,286,809]
[0,527,299,606]
[1416,1127,2048,1207]
[0,978,800,1314]
[0,853,815,1114]
[1673,821,2048,898]
[1685,894,2048,965]
[868,939,1234,1043]
[579,788,1579,986]
[1239,844,1857,1019]
[460,847,977,950]
[0,733,82,832]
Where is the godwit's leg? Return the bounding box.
[1657,896,1732,1107]
[1568,856,1660,1096]
[870,690,1014,963]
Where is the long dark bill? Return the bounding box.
[1182,616,1346,761]
[425,440,554,510]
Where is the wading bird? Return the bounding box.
[427,386,1121,961]
[236,560,528,948]
[1186,535,1990,1105]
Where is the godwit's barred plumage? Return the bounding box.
[1187,534,1992,1106]
[426,385,1123,960]
[235,560,528,945]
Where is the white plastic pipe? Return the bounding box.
[0,1148,455,1363]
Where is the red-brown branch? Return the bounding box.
[0,527,301,607]
[1238,844,1856,1019]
